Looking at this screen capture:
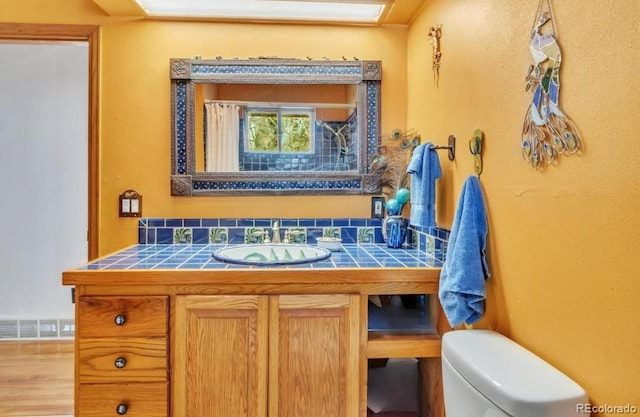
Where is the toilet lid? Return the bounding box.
[442,330,587,416]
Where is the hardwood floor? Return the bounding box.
[0,340,74,416]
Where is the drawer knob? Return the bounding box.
[114,357,127,369]
[114,314,127,325]
[116,403,128,415]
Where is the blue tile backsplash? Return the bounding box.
[138,217,450,262]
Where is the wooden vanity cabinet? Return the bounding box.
[173,294,361,417]
[65,257,444,417]
[75,296,169,417]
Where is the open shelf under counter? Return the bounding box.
[367,295,442,359]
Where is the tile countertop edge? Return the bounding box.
[62,266,441,287]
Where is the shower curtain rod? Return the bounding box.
[204,99,356,109]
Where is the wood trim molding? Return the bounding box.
[0,23,98,40]
[0,22,100,260]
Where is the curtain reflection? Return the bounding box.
[204,102,240,172]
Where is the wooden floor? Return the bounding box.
[0,340,74,416]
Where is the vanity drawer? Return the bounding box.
[77,296,168,338]
[78,338,167,382]
[78,382,167,417]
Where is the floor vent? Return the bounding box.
[0,319,75,340]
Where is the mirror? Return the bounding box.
[170,58,382,196]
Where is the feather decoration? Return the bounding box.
[370,129,421,200]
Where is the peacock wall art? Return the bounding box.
[522,0,582,169]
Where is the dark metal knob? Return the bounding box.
[116,403,128,415]
[114,314,127,326]
[114,357,127,369]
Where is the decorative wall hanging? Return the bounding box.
[522,0,581,168]
[428,25,442,87]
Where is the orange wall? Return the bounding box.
[97,20,407,254]
[407,0,640,413]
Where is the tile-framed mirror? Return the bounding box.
[170,58,382,195]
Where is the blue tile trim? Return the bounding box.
[291,219,310,227]
[137,217,449,262]
[175,81,187,175]
[192,64,361,76]
[220,218,237,227]
[147,218,166,227]
[165,219,184,227]
[366,81,379,166]
[184,219,202,227]
[193,180,362,191]
[332,218,349,227]
[238,218,255,227]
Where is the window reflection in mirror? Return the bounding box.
[247,108,313,153]
[194,83,358,173]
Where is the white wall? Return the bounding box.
[0,41,88,320]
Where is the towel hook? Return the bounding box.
[469,129,483,175]
[431,135,456,161]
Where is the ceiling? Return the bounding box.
[91,0,427,26]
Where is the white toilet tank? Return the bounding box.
[441,330,588,417]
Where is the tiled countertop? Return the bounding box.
[63,244,442,294]
[76,244,443,271]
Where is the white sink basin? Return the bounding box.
[213,244,331,266]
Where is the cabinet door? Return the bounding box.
[174,295,269,417]
[270,294,361,417]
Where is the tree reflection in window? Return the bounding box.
[247,108,313,153]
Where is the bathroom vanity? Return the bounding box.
[63,244,447,417]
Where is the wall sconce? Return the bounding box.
[119,190,142,217]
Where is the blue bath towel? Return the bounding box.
[407,143,442,227]
[439,176,490,327]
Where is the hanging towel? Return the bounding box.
[439,175,490,327]
[406,143,442,227]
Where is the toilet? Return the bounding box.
[441,330,588,417]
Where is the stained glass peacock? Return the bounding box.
[522,1,581,168]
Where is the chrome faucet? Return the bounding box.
[271,221,280,243]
